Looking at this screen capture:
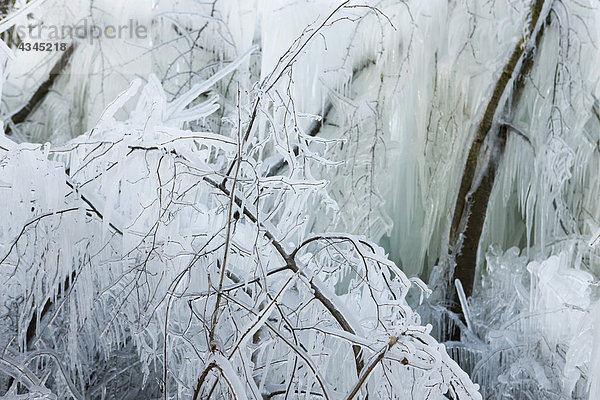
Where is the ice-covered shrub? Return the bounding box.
[445,246,597,399]
[0,8,481,397]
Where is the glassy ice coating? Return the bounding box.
[0,0,599,399]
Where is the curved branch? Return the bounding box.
[202,176,365,375]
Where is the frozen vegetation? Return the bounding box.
[0,0,599,399]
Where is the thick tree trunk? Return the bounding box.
[447,0,550,337]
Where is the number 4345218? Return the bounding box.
[17,42,68,51]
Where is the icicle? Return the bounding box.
[455,278,472,333]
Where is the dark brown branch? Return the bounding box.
[202,176,365,375]
[25,270,77,348]
[192,362,217,400]
[0,1,18,49]
[5,44,75,136]
[65,178,124,235]
[265,102,332,177]
[265,59,375,177]
[0,207,79,265]
[345,336,399,400]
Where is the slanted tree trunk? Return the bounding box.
[447,0,550,338]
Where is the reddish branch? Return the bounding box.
[345,336,399,400]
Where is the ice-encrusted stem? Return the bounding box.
[455,279,472,332]
[448,0,551,327]
[201,176,366,376]
[265,58,376,177]
[345,336,399,400]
